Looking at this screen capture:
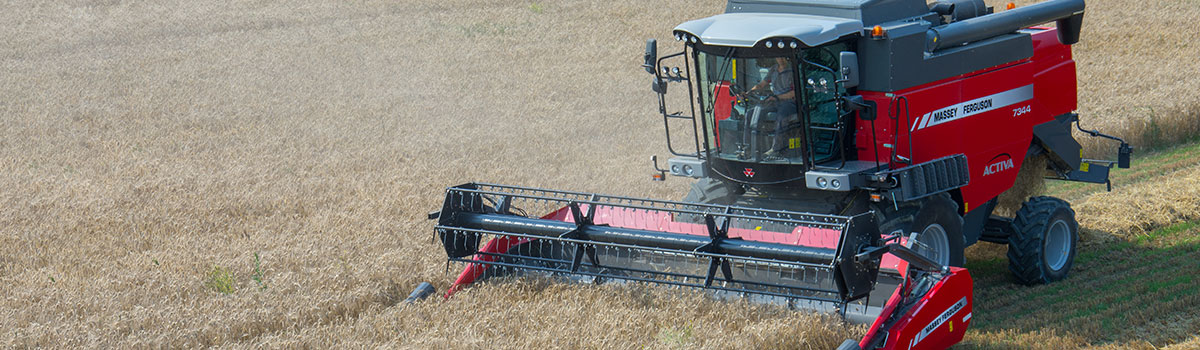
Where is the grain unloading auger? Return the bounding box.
[417,0,1138,348]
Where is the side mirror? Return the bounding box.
[643,39,658,75]
[839,52,859,89]
[651,77,667,94]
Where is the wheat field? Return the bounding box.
[2,0,1198,348]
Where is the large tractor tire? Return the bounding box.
[682,177,743,205]
[1007,196,1078,285]
[875,193,965,267]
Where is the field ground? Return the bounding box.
[2,0,1198,348]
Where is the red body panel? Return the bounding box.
[855,28,1076,213]
[863,268,973,350]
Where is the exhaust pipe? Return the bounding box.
[926,0,1085,51]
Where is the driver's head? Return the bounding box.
[774,57,789,68]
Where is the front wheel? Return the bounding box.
[1007,196,1078,285]
[877,193,965,267]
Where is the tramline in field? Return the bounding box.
[418,0,1134,348]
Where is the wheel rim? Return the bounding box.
[914,223,951,266]
[1044,219,1072,271]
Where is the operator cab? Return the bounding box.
[697,43,848,180]
[660,11,862,185]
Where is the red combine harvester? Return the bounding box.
[421,0,1132,348]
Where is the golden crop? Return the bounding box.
[2,0,1196,348]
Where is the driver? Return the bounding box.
[748,57,798,157]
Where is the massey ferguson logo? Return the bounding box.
[743,168,755,178]
[929,107,958,122]
[910,297,968,348]
[983,154,1014,176]
[911,85,1034,131]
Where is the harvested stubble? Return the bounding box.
[1,0,1199,348]
[1075,164,1200,240]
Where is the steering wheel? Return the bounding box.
[743,88,776,105]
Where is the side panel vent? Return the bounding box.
[888,154,970,201]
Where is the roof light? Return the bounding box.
[765,41,774,48]
[871,25,885,37]
[776,40,785,48]
[675,33,682,41]
[689,36,697,43]
[1006,2,1016,9]
[790,42,798,49]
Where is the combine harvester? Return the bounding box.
[422,0,1133,348]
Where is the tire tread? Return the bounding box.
[1007,196,1076,285]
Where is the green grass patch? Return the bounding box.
[1147,275,1193,294]
[1064,294,1127,322]
[251,252,267,291]
[656,324,694,347]
[1138,220,1199,244]
[1024,283,1067,301]
[1166,279,1200,300]
[1073,249,1100,265]
[206,265,236,294]
[966,257,1007,279]
[1076,240,1134,265]
[529,2,545,13]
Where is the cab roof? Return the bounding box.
[673,12,862,48]
[724,0,932,26]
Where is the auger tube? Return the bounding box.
[925,0,1084,51]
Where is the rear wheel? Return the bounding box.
[1007,196,1077,285]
